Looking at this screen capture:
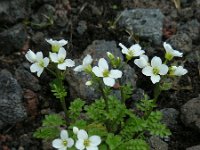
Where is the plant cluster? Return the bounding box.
[25,39,187,150]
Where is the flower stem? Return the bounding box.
[119,79,125,104]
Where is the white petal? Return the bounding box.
[67,138,74,148]
[83,55,93,65]
[58,147,67,150]
[50,52,58,63]
[36,67,43,77]
[174,66,188,76]
[109,70,122,79]
[58,63,67,70]
[103,77,115,87]
[119,43,128,54]
[134,49,145,57]
[172,50,183,57]
[151,56,162,67]
[89,136,101,146]
[73,127,79,134]
[92,66,103,77]
[134,56,148,68]
[46,39,54,45]
[129,44,141,51]
[30,63,39,73]
[36,52,43,61]
[98,58,109,70]
[43,57,49,67]
[142,66,153,76]
[77,130,88,140]
[163,42,173,53]
[52,139,63,148]
[60,130,69,140]
[64,59,75,67]
[158,64,168,75]
[58,47,67,60]
[86,146,98,150]
[75,140,85,150]
[151,75,160,84]
[74,65,84,72]
[25,50,36,63]
[59,39,68,46]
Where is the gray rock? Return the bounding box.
[0,24,27,54]
[166,33,192,53]
[66,40,137,101]
[15,66,41,91]
[186,145,200,150]
[149,136,168,150]
[118,9,164,45]
[181,96,200,132]
[178,19,200,41]
[161,108,179,129]
[0,0,26,24]
[178,8,194,20]
[77,20,87,35]
[0,69,27,129]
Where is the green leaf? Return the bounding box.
[122,83,133,101]
[50,79,67,100]
[34,114,65,140]
[106,134,122,150]
[117,139,149,150]
[69,98,85,122]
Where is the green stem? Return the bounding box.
[99,82,109,113]
[46,67,57,77]
[119,79,125,104]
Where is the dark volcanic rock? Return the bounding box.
[118,9,164,45]
[0,24,27,54]
[0,0,27,24]
[181,96,200,132]
[15,66,41,91]
[0,69,27,129]
[178,19,200,41]
[186,145,200,150]
[66,40,137,101]
[161,108,179,129]
[166,33,192,53]
[149,136,168,150]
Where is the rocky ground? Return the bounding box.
[0,0,200,150]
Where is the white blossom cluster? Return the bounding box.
[119,42,188,84]
[52,127,101,150]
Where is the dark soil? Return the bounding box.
[0,0,200,150]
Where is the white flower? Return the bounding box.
[49,47,75,70]
[85,81,92,86]
[163,42,183,60]
[170,66,188,76]
[46,39,68,52]
[73,127,79,135]
[92,58,122,87]
[25,50,49,77]
[142,56,169,84]
[119,43,145,60]
[74,55,93,72]
[52,130,74,150]
[75,129,101,150]
[134,55,149,68]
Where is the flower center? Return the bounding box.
[165,52,173,61]
[153,67,159,75]
[128,50,134,57]
[52,45,60,53]
[84,139,90,147]
[103,69,110,77]
[38,60,44,67]
[62,140,68,146]
[58,58,65,64]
